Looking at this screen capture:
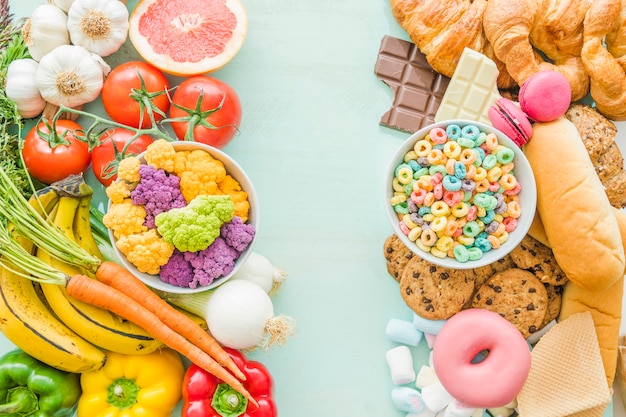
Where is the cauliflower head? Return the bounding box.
[220,216,256,252]
[155,194,235,252]
[103,199,148,239]
[144,139,176,173]
[115,229,175,275]
[130,164,187,228]
[217,175,250,222]
[173,149,227,203]
[117,156,141,183]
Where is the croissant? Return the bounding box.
[389,0,517,90]
[581,0,626,120]
[483,0,591,101]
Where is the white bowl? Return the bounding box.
[108,141,259,294]
[384,120,536,269]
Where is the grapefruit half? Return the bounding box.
[128,0,248,76]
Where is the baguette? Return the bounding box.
[528,207,626,387]
[523,118,625,291]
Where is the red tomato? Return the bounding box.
[23,120,91,184]
[91,128,154,186]
[101,61,170,128]
[169,75,242,148]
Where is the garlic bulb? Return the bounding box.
[67,0,129,57]
[22,4,70,62]
[47,0,76,13]
[5,59,46,119]
[35,45,109,108]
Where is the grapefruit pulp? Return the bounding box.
[128,0,247,76]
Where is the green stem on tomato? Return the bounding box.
[51,105,176,152]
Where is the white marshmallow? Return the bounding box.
[386,345,416,385]
[415,365,438,389]
[421,380,455,412]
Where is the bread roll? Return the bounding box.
[523,118,625,291]
[529,208,626,387]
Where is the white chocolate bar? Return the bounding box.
[435,48,501,125]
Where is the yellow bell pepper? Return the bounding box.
[77,349,184,417]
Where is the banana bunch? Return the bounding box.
[0,176,163,373]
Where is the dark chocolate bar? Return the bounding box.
[375,35,450,134]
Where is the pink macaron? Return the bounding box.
[519,71,572,122]
[488,98,532,147]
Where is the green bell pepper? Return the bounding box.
[0,349,81,417]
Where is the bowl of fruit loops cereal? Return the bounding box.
[104,139,259,294]
[385,120,536,269]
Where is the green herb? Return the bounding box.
[0,0,35,198]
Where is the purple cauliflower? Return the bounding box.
[159,249,195,288]
[130,164,187,228]
[220,216,256,252]
[184,238,240,288]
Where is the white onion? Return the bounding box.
[229,252,286,294]
[205,280,295,350]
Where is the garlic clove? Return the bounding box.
[67,0,130,57]
[47,0,76,13]
[35,44,107,108]
[22,4,71,62]
[5,58,47,119]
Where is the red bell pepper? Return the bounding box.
[182,348,277,417]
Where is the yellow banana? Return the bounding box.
[73,196,104,260]
[29,187,60,223]
[0,262,106,373]
[37,195,163,355]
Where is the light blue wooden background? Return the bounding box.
[5,1,622,416]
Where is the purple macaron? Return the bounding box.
[488,98,533,147]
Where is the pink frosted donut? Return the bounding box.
[432,309,531,408]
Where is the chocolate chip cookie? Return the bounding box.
[471,268,548,339]
[509,235,567,286]
[400,256,475,320]
[383,234,415,282]
[541,283,563,328]
[472,254,516,289]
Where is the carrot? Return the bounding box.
[94,261,246,381]
[65,274,258,408]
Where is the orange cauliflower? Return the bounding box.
[103,198,148,239]
[217,175,250,222]
[104,157,141,203]
[117,156,141,183]
[115,229,174,274]
[173,149,227,203]
[143,139,176,172]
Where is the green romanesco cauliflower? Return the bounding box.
[154,194,235,252]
